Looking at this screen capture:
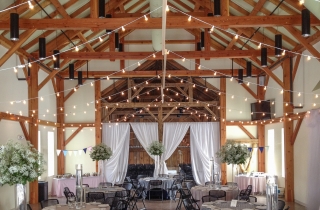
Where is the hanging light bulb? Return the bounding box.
[28,62,32,67]
[235,34,238,39]
[153,54,156,58]
[144,15,148,21]
[298,92,301,97]
[210,26,214,33]
[198,65,201,70]
[282,50,286,56]
[75,46,79,51]
[122,69,125,73]
[257,43,261,49]
[280,89,283,94]
[14,67,17,73]
[188,16,191,22]
[230,77,233,81]
[138,62,141,66]
[121,26,125,31]
[166,5,169,11]
[307,56,311,60]
[182,58,185,62]
[28,1,34,9]
[247,82,250,86]
[91,82,93,86]
[107,76,109,80]
[99,36,103,42]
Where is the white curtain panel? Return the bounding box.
[102,123,130,184]
[130,122,159,176]
[190,122,220,185]
[160,122,191,174]
[306,110,320,210]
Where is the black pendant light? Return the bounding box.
[53,50,60,69]
[201,31,205,48]
[275,34,282,57]
[39,38,46,59]
[301,9,310,37]
[69,63,74,80]
[238,69,243,84]
[261,48,267,67]
[99,0,105,18]
[214,0,221,16]
[197,42,201,51]
[10,13,19,41]
[78,71,83,86]
[118,43,123,52]
[115,32,119,49]
[246,61,252,77]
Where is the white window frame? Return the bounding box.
[48,131,55,176]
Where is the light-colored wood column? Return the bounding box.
[219,77,227,184]
[95,80,102,171]
[257,124,265,172]
[56,77,65,175]
[283,58,294,201]
[28,63,39,204]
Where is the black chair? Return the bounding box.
[122,182,133,191]
[64,186,71,194]
[148,180,164,200]
[173,175,184,180]
[185,181,196,190]
[105,197,128,210]
[238,189,252,201]
[126,176,139,189]
[201,195,217,203]
[128,186,147,210]
[99,182,113,188]
[64,192,76,204]
[176,188,200,210]
[182,198,200,210]
[169,178,183,201]
[27,204,32,210]
[249,195,257,203]
[88,192,105,203]
[278,200,286,210]
[283,206,290,210]
[40,199,59,209]
[209,190,226,200]
[115,190,131,201]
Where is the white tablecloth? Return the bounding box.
[235,175,278,194]
[51,176,102,197]
[138,177,174,191]
[191,186,238,206]
[201,201,256,210]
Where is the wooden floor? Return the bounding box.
[30,196,306,210]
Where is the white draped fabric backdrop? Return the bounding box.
[102,123,130,184]
[190,122,220,185]
[306,110,320,210]
[101,122,220,185]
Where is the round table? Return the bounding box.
[201,201,256,210]
[138,177,174,191]
[191,186,239,206]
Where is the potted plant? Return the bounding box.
[90,143,112,182]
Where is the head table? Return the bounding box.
[191,186,239,206]
[51,176,102,197]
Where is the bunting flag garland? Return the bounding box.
[56,149,61,156]
[259,147,264,153]
[83,148,87,154]
[68,151,73,156]
[57,147,92,156]
[63,150,67,156]
[248,147,252,152]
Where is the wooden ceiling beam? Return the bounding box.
[0,15,318,30]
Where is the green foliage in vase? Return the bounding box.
[147,141,165,156]
[216,140,250,165]
[0,140,45,185]
[90,143,113,161]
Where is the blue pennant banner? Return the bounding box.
[63,150,68,156]
[83,148,87,154]
[259,147,264,153]
[248,147,252,152]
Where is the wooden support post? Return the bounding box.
[219,77,227,184]
[257,124,265,172]
[56,78,65,175]
[188,78,193,102]
[28,63,38,204]
[283,58,294,201]
[221,0,229,16]
[158,106,163,141]
[95,80,102,171]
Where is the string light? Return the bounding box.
[316,94,319,98]
[166,5,169,12]
[91,82,93,86]
[74,87,77,92]
[299,0,304,5]
[14,67,17,73]
[247,82,250,86]
[264,86,267,90]
[307,56,311,60]
[198,65,201,69]
[52,55,56,61]
[280,89,283,94]
[282,50,286,56]
[257,43,261,49]
[122,26,125,32]
[182,58,185,62]
[298,92,301,97]
[28,63,32,67]
[122,69,125,73]
[153,54,156,58]
[138,62,141,66]
[230,77,233,81]
[99,36,103,42]
[144,15,148,21]
[107,76,109,80]
[235,34,238,39]
[75,46,79,52]
[28,1,34,9]
[210,26,214,33]
[188,16,191,22]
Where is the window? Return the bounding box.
[48,131,55,176]
[281,128,285,177]
[268,129,275,175]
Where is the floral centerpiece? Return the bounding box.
[147,141,165,156]
[90,143,112,161]
[0,140,45,185]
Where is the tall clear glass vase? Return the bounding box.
[15,184,27,210]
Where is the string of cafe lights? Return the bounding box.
[0,1,33,13]
[169,6,320,60]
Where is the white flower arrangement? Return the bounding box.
[216,140,250,165]
[147,141,164,156]
[0,140,45,185]
[90,143,112,161]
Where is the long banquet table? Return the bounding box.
[190,186,239,206]
[235,175,278,194]
[51,176,102,197]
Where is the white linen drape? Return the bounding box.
[130,122,159,177]
[102,123,130,185]
[190,122,220,185]
[160,122,191,174]
[306,110,320,210]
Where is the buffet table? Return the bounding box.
[191,186,238,206]
[235,175,278,194]
[51,176,102,197]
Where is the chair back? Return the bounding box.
[182,198,199,210]
[99,182,112,188]
[149,180,162,189]
[209,190,226,200]
[122,182,133,191]
[64,187,71,193]
[40,199,59,208]
[202,195,217,203]
[88,192,105,202]
[278,200,286,210]
[27,204,32,210]
[247,185,252,190]
[185,181,196,190]
[115,190,130,199]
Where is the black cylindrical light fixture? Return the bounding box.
[39,38,46,59]
[238,69,243,84]
[197,42,201,51]
[10,13,19,41]
[69,63,74,80]
[246,61,252,77]
[118,43,123,52]
[78,71,83,85]
[275,34,282,57]
[53,49,60,69]
[207,13,213,16]
[214,0,221,16]
[99,0,105,18]
[261,48,267,67]
[201,31,205,48]
[301,9,310,37]
[115,32,119,49]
